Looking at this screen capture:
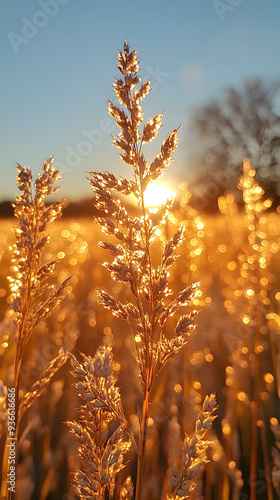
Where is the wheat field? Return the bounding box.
[1,42,280,500]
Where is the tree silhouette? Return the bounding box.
[188,79,280,208]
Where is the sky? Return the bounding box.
[1,0,280,202]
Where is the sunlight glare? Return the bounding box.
[144,183,175,208]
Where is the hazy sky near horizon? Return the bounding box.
[1,0,280,202]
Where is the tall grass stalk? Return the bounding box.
[238,160,273,500]
[219,159,277,500]
[68,41,217,500]
[2,158,69,500]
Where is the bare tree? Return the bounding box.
[188,79,280,207]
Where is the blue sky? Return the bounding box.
[1,0,280,201]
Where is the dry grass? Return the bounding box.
[0,41,280,500]
[68,41,217,499]
[1,158,70,499]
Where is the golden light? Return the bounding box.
[144,182,175,208]
[61,229,70,238]
[237,391,247,402]
[148,417,154,427]
[242,315,250,325]
[264,373,274,384]
[218,244,227,253]
[261,392,269,401]
[222,422,231,435]
[174,384,182,393]
[226,366,233,374]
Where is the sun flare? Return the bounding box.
[144,183,175,208]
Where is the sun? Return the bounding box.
[144,182,175,208]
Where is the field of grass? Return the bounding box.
[1,198,280,499]
[1,41,280,500]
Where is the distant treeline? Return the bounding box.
[0,199,97,218]
[1,194,279,219]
